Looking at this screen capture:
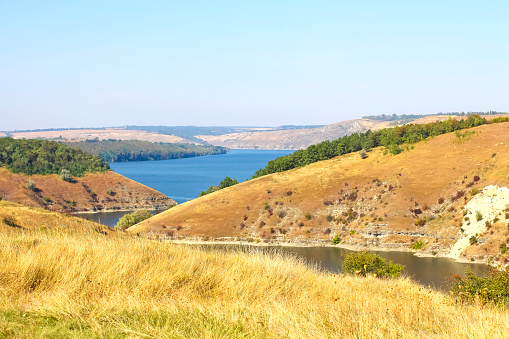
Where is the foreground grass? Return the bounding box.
[1,226,509,338]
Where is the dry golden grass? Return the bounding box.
[1,212,509,338]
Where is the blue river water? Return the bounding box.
[110,149,293,204]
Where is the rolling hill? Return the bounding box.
[0,168,175,213]
[196,119,395,149]
[130,122,509,264]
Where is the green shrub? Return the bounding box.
[500,242,508,254]
[412,240,426,250]
[476,212,483,221]
[331,235,341,245]
[341,251,404,278]
[349,230,356,236]
[304,213,312,220]
[115,210,153,230]
[469,236,478,245]
[450,269,509,306]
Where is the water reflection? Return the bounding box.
[199,244,491,290]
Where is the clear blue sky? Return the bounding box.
[1,1,507,130]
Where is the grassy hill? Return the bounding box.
[0,204,508,337]
[130,122,509,264]
[0,168,175,213]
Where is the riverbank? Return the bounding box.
[157,237,493,267]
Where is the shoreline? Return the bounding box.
[159,238,492,266]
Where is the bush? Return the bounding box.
[476,212,483,221]
[500,242,508,254]
[2,216,19,228]
[60,169,72,182]
[359,149,368,159]
[331,235,341,245]
[115,210,153,230]
[342,251,404,278]
[304,213,312,220]
[450,269,509,306]
[27,179,36,191]
[412,240,426,250]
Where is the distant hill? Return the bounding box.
[64,139,229,162]
[196,119,395,150]
[9,128,193,144]
[130,122,509,265]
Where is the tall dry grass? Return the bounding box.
[1,223,509,338]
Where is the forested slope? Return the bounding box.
[64,139,229,162]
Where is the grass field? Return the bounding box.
[1,214,509,338]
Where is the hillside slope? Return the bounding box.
[0,200,110,232]
[196,119,394,149]
[2,207,508,337]
[0,168,175,213]
[131,122,509,264]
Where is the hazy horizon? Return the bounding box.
[2,1,507,131]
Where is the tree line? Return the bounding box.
[0,138,110,176]
[64,139,229,162]
[252,115,507,178]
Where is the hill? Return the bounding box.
[0,206,508,337]
[9,128,193,143]
[0,168,175,213]
[130,122,509,264]
[63,139,229,162]
[0,138,175,212]
[0,200,110,233]
[196,119,395,149]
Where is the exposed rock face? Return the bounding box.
[196,119,394,150]
[0,168,175,213]
[447,185,509,258]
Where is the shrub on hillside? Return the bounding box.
[342,251,404,278]
[60,169,72,182]
[115,210,153,230]
[450,269,509,306]
[27,179,36,191]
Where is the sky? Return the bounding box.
[1,0,508,130]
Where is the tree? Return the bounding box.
[115,210,153,230]
[27,179,36,191]
[60,169,72,182]
[342,251,404,278]
[200,176,239,196]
